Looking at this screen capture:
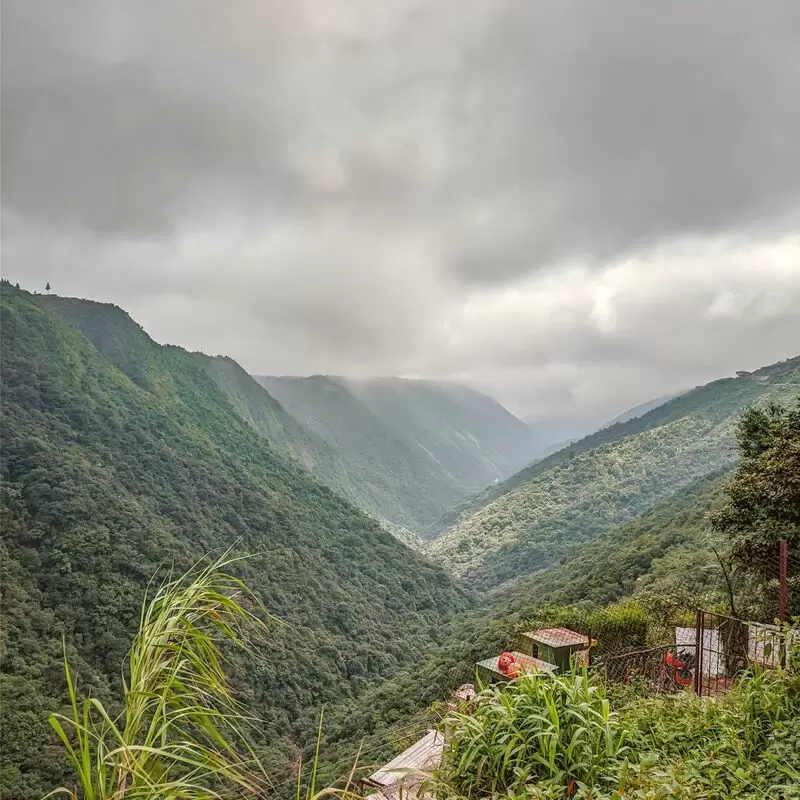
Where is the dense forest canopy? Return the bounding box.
[0,285,469,798]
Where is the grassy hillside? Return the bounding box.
[0,286,469,799]
[259,375,542,533]
[429,357,800,588]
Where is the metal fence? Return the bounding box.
[598,611,795,698]
[600,644,696,695]
[693,609,793,696]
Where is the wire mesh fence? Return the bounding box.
[598,644,697,695]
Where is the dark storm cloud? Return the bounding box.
[1,0,308,233]
[2,0,799,417]
[5,1,800,258]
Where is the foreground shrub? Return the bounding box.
[438,669,626,798]
[438,660,800,800]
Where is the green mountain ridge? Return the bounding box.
[0,286,470,798]
[37,296,432,540]
[41,295,532,542]
[428,356,800,588]
[258,374,542,534]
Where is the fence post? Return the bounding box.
[779,539,789,625]
[694,609,703,695]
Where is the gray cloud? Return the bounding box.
[3,0,800,419]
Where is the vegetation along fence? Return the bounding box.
[597,539,796,698]
[598,611,797,699]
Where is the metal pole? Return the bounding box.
[778,539,789,624]
[694,609,703,696]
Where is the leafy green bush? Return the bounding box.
[619,667,800,799]
[438,656,800,800]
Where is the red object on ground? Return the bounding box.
[507,662,525,678]
[497,651,515,674]
[665,651,684,669]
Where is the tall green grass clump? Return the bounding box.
[45,554,270,800]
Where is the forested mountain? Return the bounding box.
[258,375,542,534]
[0,286,470,799]
[35,296,425,543]
[428,356,800,588]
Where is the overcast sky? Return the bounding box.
[3,0,800,420]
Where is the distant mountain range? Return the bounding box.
[257,374,542,534]
[428,356,800,588]
[602,392,684,427]
[524,392,684,453]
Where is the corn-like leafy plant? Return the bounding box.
[437,642,800,800]
[438,668,627,798]
[45,553,271,800]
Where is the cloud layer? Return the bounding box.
[3,0,799,418]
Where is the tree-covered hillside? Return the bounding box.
[0,286,470,799]
[36,296,426,543]
[429,357,800,588]
[258,375,542,533]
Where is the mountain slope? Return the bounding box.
[0,286,469,799]
[258,375,542,533]
[428,356,800,588]
[317,472,729,785]
[37,295,436,540]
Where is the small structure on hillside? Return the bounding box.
[363,729,444,800]
[517,628,592,674]
[447,683,476,711]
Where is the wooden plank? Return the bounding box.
[364,730,444,789]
